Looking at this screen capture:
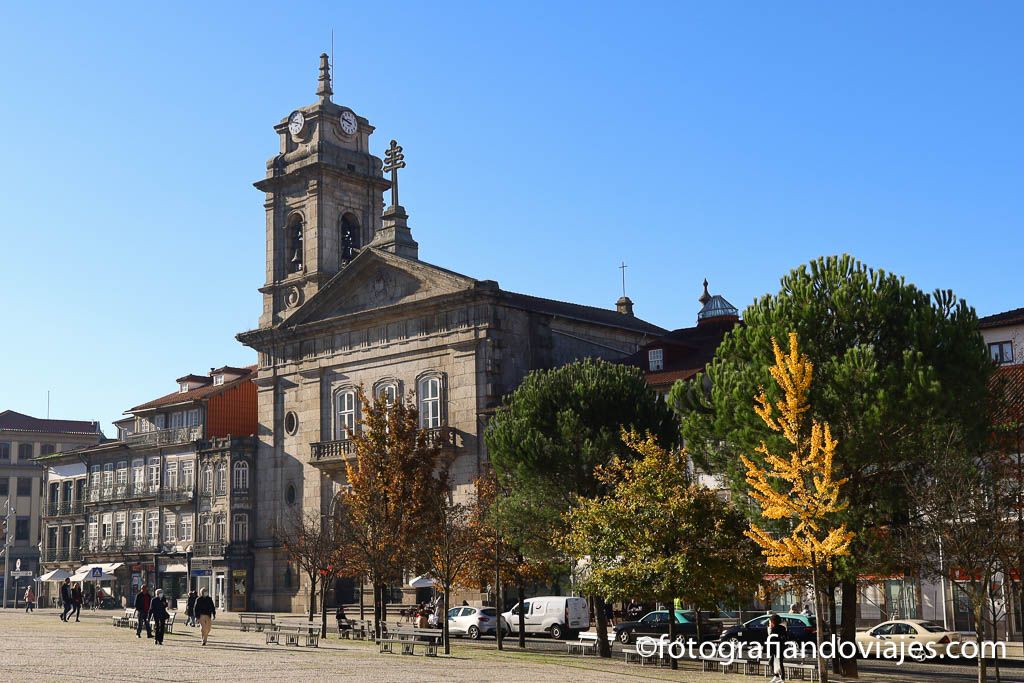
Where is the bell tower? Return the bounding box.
[255,54,390,328]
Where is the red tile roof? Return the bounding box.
[128,365,256,413]
[0,410,101,435]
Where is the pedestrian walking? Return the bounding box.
[151,589,170,645]
[194,588,216,646]
[767,612,788,683]
[185,589,198,627]
[24,586,35,613]
[71,583,83,622]
[135,585,153,639]
[60,578,73,622]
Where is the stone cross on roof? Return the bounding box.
[383,139,406,210]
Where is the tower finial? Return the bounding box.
[699,278,711,305]
[317,53,332,102]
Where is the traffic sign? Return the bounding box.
[15,559,20,571]
[90,567,103,579]
[9,571,33,578]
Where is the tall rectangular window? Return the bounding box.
[0,478,7,496]
[17,477,32,496]
[147,458,160,491]
[0,443,10,461]
[418,377,441,429]
[154,414,166,430]
[215,463,227,496]
[15,517,29,541]
[116,461,128,486]
[115,512,126,541]
[164,513,176,542]
[146,511,159,545]
[180,516,193,542]
[182,460,194,489]
[648,348,664,371]
[233,514,248,542]
[187,409,200,427]
[102,463,113,489]
[215,514,226,542]
[130,512,143,541]
[131,459,144,489]
[18,443,34,461]
[165,462,178,490]
[335,390,357,440]
[170,411,184,429]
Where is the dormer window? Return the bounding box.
[213,375,225,386]
[180,383,189,393]
[648,348,664,371]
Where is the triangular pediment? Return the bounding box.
[283,248,479,327]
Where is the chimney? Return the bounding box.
[616,296,634,316]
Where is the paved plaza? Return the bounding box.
[0,608,724,682]
[1,607,1020,682]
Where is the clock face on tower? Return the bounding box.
[339,110,357,136]
[288,111,305,136]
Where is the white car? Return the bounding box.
[854,619,961,660]
[502,596,589,640]
[447,606,506,639]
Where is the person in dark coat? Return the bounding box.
[150,589,170,645]
[194,587,216,645]
[767,612,788,683]
[134,585,153,638]
[335,604,351,635]
[60,578,73,622]
[71,584,83,622]
[185,589,198,627]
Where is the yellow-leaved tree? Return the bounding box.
[741,332,855,683]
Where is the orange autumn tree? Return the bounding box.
[741,332,855,683]
[333,387,452,637]
[424,486,480,653]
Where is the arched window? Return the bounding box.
[233,513,249,542]
[287,215,304,273]
[340,213,361,264]
[418,376,442,429]
[215,462,227,495]
[232,461,249,492]
[201,466,213,495]
[374,380,398,406]
[334,389,357,440]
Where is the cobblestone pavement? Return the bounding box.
[1,608,1017,682]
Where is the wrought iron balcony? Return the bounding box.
[158,486,195,504]
[85,483,159,504]
[44,501,85,517]
[192,542,226,558]
[42,547,82,563]
[125,425,202,448]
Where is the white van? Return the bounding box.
[501,596,589,640]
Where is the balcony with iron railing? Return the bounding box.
[42,547,82,563]
[158,486,195,504]
[310,427,456,472]
[44,501,85,518]
[192,542,227,558]
[85,483,160,504]
[125,425,202,448]
[82,538,161,554]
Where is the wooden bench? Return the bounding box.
[266,622,320,648]
[240,612,277,632]
[112,608,136,628]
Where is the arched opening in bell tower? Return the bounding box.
[286,215,304,274]
[340,212,361,265]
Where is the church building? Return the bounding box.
[237,55,667,612]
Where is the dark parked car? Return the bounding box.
[718,613,817,645]
[613,610,722,644]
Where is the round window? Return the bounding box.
[286,483,296,506]
[284,411,298,435]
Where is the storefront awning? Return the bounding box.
[163,562,188,573]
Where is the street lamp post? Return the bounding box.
[2,499,13,609]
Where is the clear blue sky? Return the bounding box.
[1,1,1021,434]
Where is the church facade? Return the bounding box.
[237,55,667,612]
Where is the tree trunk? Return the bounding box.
[443,585,451,655]
[974,598,986,683]
[308,575,317,624]
[595,595,611,658]
[667,602,678,670]
[495,540,503,651]
[811,561,829,683]
[320,579,329,638]
[517,580,526,648]
[839,576,859,677]
[359,575,365,620]
[827,579,839,674]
